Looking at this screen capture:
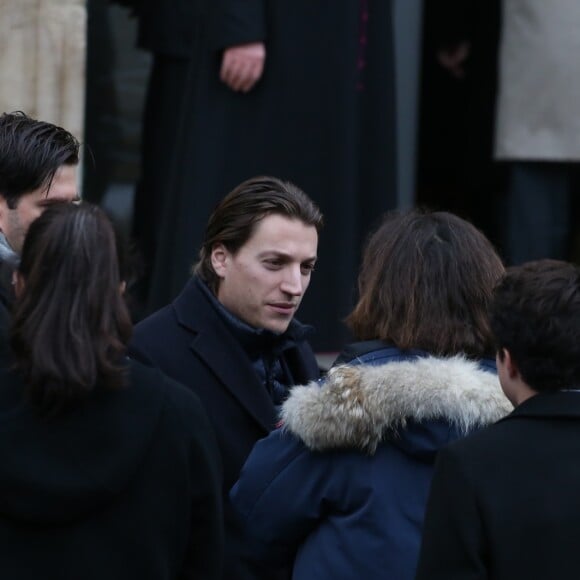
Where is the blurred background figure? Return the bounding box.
[0,0,86,154]
[417,0,504,252]
[231,210,511,580]
[140,0,398,352]
[118,0,197,304]
[1,203,223,579]
[495,0,580,264]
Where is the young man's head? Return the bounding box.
[0,112,80,254]
[490,260,580,403]
[195,176,323,333]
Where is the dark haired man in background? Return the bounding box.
[0,112,80,359]
[130,175,322,578]
[416,259,580,580]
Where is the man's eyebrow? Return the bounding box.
[258,250,289,257]
[258,250,317,262]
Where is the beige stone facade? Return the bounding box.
[0,0,86,141]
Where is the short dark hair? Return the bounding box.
[10,203,132,415]
[195,175,323,293]
[0,111,80,209]
[490,260,580,392]
[347,209,505,358]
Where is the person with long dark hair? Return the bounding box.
[0,203,223,579]
[231,209,513,580]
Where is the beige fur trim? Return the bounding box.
[281,356,512,453]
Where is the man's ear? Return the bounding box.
[210,243,229,279]
[502,348,520,380]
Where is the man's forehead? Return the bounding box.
[245,215,317,252]
[40,164,79,202]
[250,214,317,238]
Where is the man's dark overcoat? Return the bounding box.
[147,0,397,351]
[129,276,320,579]
[416,391,580,580]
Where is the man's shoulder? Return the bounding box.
[449,392,580,461]
[129,281,230,372]
[443,416,520,468]
[129,300,189,367]
[134,304,175,334]
[133,279,207,338]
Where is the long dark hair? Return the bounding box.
[347,209,505,359]
[10,203,132,414]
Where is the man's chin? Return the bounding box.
[263,319,292,335]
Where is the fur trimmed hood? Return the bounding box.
[281,356,513,453]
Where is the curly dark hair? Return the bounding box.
[490,260,580,393]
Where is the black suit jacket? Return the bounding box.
[129,277,319,578]
[416,391,580,580]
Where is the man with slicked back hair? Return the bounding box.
[0,111,80,362]
[130,175,322,579]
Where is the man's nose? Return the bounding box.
[280,265,303,296]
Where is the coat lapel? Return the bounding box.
[174,279,278,433]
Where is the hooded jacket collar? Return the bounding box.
[281,355,512,453]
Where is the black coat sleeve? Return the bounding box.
[415,447,488,580]
[207,0,267,51]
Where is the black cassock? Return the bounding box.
[148,0,397,352]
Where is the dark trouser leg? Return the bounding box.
[504,161,571,265]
